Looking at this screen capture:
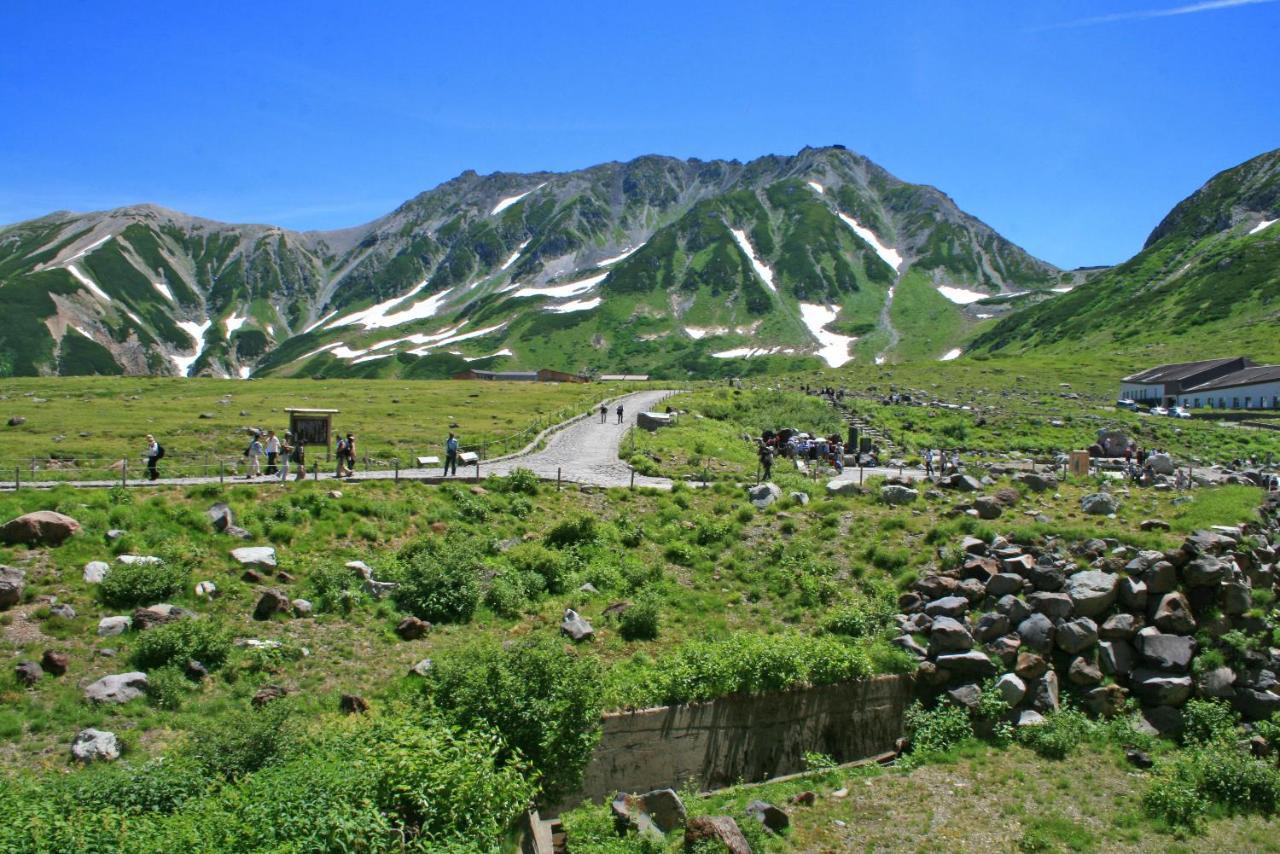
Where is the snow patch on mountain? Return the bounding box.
[836,212,903,272]
[712,345,796,359]
[684,326,725,340]
[238,366,252,379]
[936,285,990,304]
[66,265,112,302]
[65,233,113,262]
[807,181,824,194]
[546,296,602,314]
[512,273,606,300]
[406,322,509,355]
[1250,218,1278,235]
[171,319,213,377]
[491,184,546,216]
[939,348,963,361]
[327,282,453,330]
[303,311,338,334]
[152,280,175,302]
[798,303,856,368]
[463,348,513,361]
[224,313,248,338]
[500,240,530,271]
[597,244,641,266]
[728,228,777,293]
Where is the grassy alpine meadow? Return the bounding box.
[0,376,636,480]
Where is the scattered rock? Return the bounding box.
[745,800,789,833]
[612,788,687,836]
[1081,493,1118,516]
[71,728,120,762]
[253,589,292,621]
[231,546,278,569]
[881,485,919,505]
[84,672,148,704]
[973,496,1003,519]
[41,650,68,676]
[83,561,109,584]
[291,598,313,617]
[185,660,209,680]
[117,554,163,566]
[396,616,430,640]
[49,603,76,620]
[0,565,27,608]
[1126,749,1154,769]
[7,416,26,426]
[251,684,288,708]
[206,503,234,532]
[1065,570,1118,617]
[1140,519,1170,532]
[748,482,782,508]
[195,581,218,598]
[561,608,595,642]
[339,694,369,714]
[0,510,81,546]
[97,616,131,636]
[684,816,750,853]
[409,658,434,676]
[16,660,43,686]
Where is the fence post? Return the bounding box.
[219,462,224,486]
[475,458,480,480]
[557,467,562,491]
[122,459,127,487]
[14,467,19,492]
[313,461,319,480]
[394,458,400,483]
[860,464,864,485]
[630,469,635,490]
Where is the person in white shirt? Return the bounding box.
[264,431,281,477]
[244,433,263,478]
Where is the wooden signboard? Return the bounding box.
[285,408,339,448]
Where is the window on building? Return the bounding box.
[1233,397,1240,409]
[1245,396,1252,408]
[1194,398,1200,408]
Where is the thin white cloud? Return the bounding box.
[1043,0,1277,29]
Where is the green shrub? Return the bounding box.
[186,702,297,781]
[498,467,540,495]
[99,559,186,607]
[132,618,231,672]
[818,592,896,639]
[426,636,604,803]
[146,666,190,710]
[484,572,532,618]
[1182,698,1240,747]
[904,701,973,756]
[545,514,598,549]
[619,593,660,641]
[306,561,368,615]
[1015,707,1096,759]
[506,542,568,594]
[391,537,482,624]
[1144,746,1280,829]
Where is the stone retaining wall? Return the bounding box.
[560,674,913,810]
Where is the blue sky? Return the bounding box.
[1,0,1277,268]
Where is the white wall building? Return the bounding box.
[1119,357,1253,405]
[1180,365,1280,410]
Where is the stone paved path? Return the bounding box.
[0,389,679,492]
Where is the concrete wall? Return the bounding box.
[562,674,913,809]
[1182,381,1280,410]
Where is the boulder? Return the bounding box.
[82,561,109,584]
[1096,429,1129,456]
[881,485,919,505]
[1081,493,1118,516]
[748,482,782,508]
[97,616,131,636]
[1234,687,1280,721]
[924,596,969,618]
[973,496,1003,520]
[1140,519,1171,532]
[1131,669,1193,705]
[928,616,974,654]
[1056,617,1099,654]
[1196,666,1237,699]
[1065,570,1118,618]
[1222,582,1252,616]
[892,634,928,658]
[1068,656,1103,686]
[1016,472,1057,493]
[684,816,750,853]
[1136,628,1196,671]
[1017,613,1055,653]
[934,651,997,680]
[561,608,594,642]
[1147,453,1175,475]
[1152,593,1197,634]
[987,573,1023,597]
[0,510,81,546]
[1183,556,1229,587]
[195,581,218,598]
[1026,562,1066,593]
[1100,613,1142,640]
[117,554,162,566]
[409,658,434,676]
[71,728,120,762]
[996,673,1027,706]
[1015,709,1047,727]
[84,672,148,704]
[1027,592,1073,621]
[1015,652,1048,680]
[961,536,988,555]
[206,503,234,532]
[612,788,686,836]
[395,616,430,640]
[1099,640,1135,677]
[1143,561,1178,594]
[0,566,26,608]
[947,683,982,710]
[251,684,288,708]
[292,599,313,617]
[941,473,981,492]
[231,547,278,569]
[745,800,789,833]
[997,595,1032,625]
[1032,671,1060,713]
[1118,577,1148,611]
[253,589,291,621]
[41,650,68,676]
[1003,554,1035,575]
[7,416,26,426]
[826,479,861,496]
[339,694,369,715]
[16,660,43,686]
[973,612,1010,643]
[1087,684,1130,717]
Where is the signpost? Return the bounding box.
[285,408,339,460]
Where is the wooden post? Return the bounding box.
[219,462,224,486]
[630,469,636,489]
[859,465,864,485]
[557,467,562,491]
[475,458,480,480]
[14,467,19,492]
[122,459,127,487]
[394,458,400,483]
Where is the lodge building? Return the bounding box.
[1120,357,1280,410]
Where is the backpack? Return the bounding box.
[291,445,304,464]
[154,444,165,460]
[336,438,348,455]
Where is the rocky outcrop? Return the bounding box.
[0,511,81,546]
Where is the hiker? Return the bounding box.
[950,450,962,474]
[758,441,774,481]
[444,431,459,477]
[616,403,624,424]
[599,403,608,423]
[923,448,934,477]
[144,434,162,481]
[343,433,357,477]
[335,434,350,477]
[278,433,292,482]
[292,441,307,480]
[244,432,263,478]
[264,430,280,476]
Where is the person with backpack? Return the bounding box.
[616,403,624,424]
[278,433,292,482]
[264,430,280,476]
[244,432,263,479]
[335,434,349,477]
[758,441,774,481]
[144,434,163,481]
[444,431,459,477]
[340,433,357,478]
[923,448,935,478]
[599,403,608,424]
[292,441,307,481]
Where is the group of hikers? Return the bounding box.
[240,429,315,481]
[921,447,964,478]
[757,428,846,479]
[599,402,624,424]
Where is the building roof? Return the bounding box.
[1122,357,1251,384]
[465,370,539,379]
[599,374,650,381]
[1183,365,1280,393]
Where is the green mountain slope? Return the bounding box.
[0,147,1061,379]
[971,148,1280,365]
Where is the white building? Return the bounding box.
[1119,357,1253,406]
[1179,365,1280,410]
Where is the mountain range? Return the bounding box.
[1,144,1275,380]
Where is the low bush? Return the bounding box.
[1015,707,1095,759]
[391,537,482,624]
[306,561,368,615]
[618,593,660,641]
[146,666,190,710]
[1182,698,1240,747]
[904,701,973,756]
[132,618,231,672]
[426,636,605,803]
[98,559,187,608]
[506,542,568,595]
[545,514,598,549]
[186,702,297,782]
[1144,745,1280,830]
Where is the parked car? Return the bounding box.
[1151,406,1169,417]
[1169,406,1192,419]
[1116,398,1139,411]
